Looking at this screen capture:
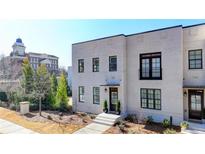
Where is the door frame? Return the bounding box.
[109,87,118,112]
[188,89,204,120]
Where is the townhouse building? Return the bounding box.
[72,23,205,125]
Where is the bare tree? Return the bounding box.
[33,64,51,116]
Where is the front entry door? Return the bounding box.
[109,88,118,112]
[188,90,203,120]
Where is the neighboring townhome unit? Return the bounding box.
[72,23,205,125]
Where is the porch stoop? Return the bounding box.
[93,113,122,126]
[73,113,122,134]
[182,121,205,134]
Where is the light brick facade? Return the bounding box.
[72,24,205,125]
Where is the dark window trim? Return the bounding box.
[93,87,100,105]
[78,86,85,103]
[109,56,117,72]
[78,59,84,73]
[188,49,203,69]
[140,88,161,110]
[140,52,162,80]
[92,58,99,72]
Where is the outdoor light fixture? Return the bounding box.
[104,87,107,92]
[183,91,187,97]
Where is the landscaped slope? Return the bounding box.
[0,107,92,134]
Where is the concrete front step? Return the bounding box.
[95,117,116,123]
[97,113,121,119]
[93,113,122,126]
[187,121,205,132]
[182,129,205,134]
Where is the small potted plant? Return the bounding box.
[180,121,189,131]
[116,100,121,115]
[103,100,108,113]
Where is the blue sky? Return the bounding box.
[1,19,205,67]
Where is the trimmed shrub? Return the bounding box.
[103,100,108,112]
[162,119,170,128]
[47,115,53,120]
[163,128,177,134]
[125,114,138,123]
[145,116,154,124]
[116,100,121,112]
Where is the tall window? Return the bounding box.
[189,49,202,69]
[93,58,99,72]
[79,86,85,102]
[109,56,117,71]
[93,87,100,104]
[78,59,84,73]
[140,52,161,80]
[141,88,161,110]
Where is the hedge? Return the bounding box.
[0,92,8,101]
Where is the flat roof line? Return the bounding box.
[72,34,125,45]
[72,23,205,45]
[125,25,182,37]
[182,23,205,28]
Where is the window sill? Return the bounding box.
[140,78,162,80]
[79,101,85,103]
[141,107,161,111]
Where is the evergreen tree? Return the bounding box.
[48,74,58,109]
[56,73,68,111]
[21,57,34,94]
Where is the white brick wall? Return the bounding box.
[72,24,205,125]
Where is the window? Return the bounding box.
[140,89,161,110]
[190,94,201,111]
[93,87,100,104]
[140,52,161,80]
[78,59,84,73]
[189,49,202,69]
[93,58,99,72]
[109,56,117,71]
[79,86,85,102]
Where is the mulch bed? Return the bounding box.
[23,111,96,125]
[104,121,181,134]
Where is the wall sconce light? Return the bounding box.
[183,91,187,97]
[104,88,107,92]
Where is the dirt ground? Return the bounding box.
[0,107,96,134]
[104,121,181,134]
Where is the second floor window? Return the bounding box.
[78,59,84,73]
[189,49,202,69]
[93,58,99,72]
[140,52,161,80]
[109,56,117,72]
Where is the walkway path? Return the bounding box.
[0,119,38,134]
[74,113,121,134]
[181,121,205,134]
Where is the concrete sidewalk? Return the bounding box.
[73,123,110,134]
[0,119,38,134]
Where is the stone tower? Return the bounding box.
[11,38,26,57]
